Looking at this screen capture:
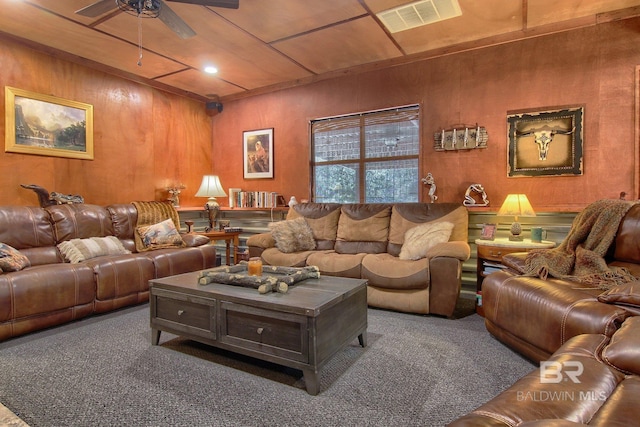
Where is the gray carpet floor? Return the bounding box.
[0,301,534,427]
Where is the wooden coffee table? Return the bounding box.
[149,272,368,395]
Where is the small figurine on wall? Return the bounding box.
[463,183,490,207]
[421,173,438,203]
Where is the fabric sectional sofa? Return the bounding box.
[0,202,217,342]
[247,202,470,317]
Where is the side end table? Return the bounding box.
[475,238,555,315]
[198,230,241,265]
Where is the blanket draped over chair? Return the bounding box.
[132,201,184,252]
[524,199,640,289]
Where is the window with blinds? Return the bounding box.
[311,105,420,203]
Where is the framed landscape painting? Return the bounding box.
[5,86,94,160]
[243,128,273,179]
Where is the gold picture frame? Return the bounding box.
[5,86,94,160]
[507,106,583,177]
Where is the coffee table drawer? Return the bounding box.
[219,301,309,363]
[151,288,216,340]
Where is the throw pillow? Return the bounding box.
[132,201,183,252]
[269,218,316,253]
[58,236,131,264]
[399,221,454,260]
[0,243,31,272]
[136,218,185,251]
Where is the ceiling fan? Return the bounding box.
[76,0,240,39]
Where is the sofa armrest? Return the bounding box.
[602,316,640,375]
[247,232,275,250]
[425,241,470,261]
[429,256,464,317]
[180,233,210,248]
[501,252,529,274]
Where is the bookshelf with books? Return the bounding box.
[229,190,285,209]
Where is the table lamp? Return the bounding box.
[497,194,536,241]
[195,175,227,231]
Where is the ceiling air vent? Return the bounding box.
[377,0,462,33]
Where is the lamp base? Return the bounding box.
[509,221,523,241]
[204,197,220,232]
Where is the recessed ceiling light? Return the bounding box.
[204,66,218,74]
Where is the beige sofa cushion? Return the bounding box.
[388,204,468,256]
[335,205,391,254]
[261,247,315,267]
[399,221,454,260]
[306,251,366,278]
[287,204,341,250]
[361,253,429,290]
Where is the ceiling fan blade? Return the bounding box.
[159,0,197,39]
[75,0,118,17]
[167,0,239,9]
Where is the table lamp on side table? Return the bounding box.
[497,194,536,241]
[195,175,227,231]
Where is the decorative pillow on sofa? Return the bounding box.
[132,201,183,252]
[58,236,131,263]
[0,242,31,272]
[399,221,454,260]
[269,218,316,253]
[136,218,185,251]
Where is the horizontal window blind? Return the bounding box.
[311,105,420,203]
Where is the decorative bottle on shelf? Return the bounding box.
[288,196,298,208]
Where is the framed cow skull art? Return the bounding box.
[506,106,584,177]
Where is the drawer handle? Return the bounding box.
[489,250,502,257]
[256,327,264,335]
[177,310,185,316]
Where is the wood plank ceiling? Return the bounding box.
[1,0,640,102]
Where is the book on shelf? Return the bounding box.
[228,188,242,208]
[233,191,281,208]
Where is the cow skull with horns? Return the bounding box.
[516,125,575,160]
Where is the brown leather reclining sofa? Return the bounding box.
[247,202,470,317]
[449,200,640,425]
[0,203,217,342]
[449,316,640,426]
[483,203,640,363]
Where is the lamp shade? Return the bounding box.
[497,194,536,220]
[195,175,227,198]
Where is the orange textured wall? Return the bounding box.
[0,39,213,207]
[212,18,640,212]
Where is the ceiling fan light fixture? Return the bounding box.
[204,65,218,74]
[117,0,161,18]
